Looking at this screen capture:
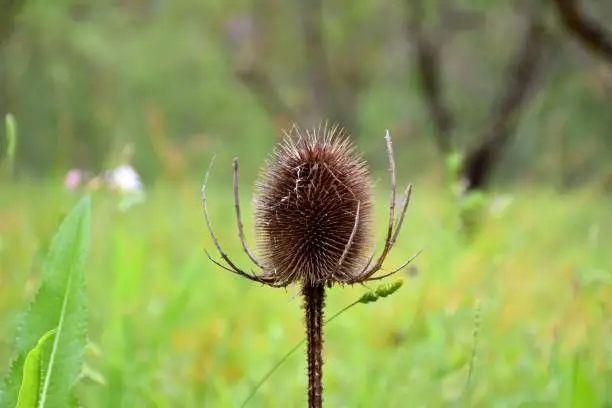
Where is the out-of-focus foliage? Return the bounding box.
[0,0,610,188]
[1,182,611,406]
[1,2,612,407]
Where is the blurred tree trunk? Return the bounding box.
[223,1,369,138]
[551,0,612,64]
[460,14,550,191]
[548,1,612,190]
[406,1,552,192]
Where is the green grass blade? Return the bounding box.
[569,353,598,408]
[0,196,91,408]
[15,329,56,408]
[464,298,482,402]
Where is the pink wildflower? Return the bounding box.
[64,169,83,191]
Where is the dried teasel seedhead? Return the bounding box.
[201,124,415,408]
[202,123,415,290]
[253,124,374,287]
[200,123,417,408]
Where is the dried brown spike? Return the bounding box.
[253,124,374,287]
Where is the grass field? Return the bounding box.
[1,178,611,407]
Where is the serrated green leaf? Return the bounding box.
[0,196,91,408]
[15,329,56,408]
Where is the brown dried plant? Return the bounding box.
[201,124,416,407]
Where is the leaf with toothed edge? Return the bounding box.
[15,329,56,408]
[0,196,91,408]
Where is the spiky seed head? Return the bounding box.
[254,124,374,287]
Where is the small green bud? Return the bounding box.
[358,291,378,304]
[374,279,403,298]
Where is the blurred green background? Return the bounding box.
[1,1,612,407]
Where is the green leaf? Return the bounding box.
[0,196,91,408]
[15,329,56,408]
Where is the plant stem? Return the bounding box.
[303,282,325,408]
[241,299,361,408]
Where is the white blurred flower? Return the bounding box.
[107,164,143,193]
[106,164,146,212]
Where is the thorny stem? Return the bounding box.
[240,299,362,408]
[303,283,325,408]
